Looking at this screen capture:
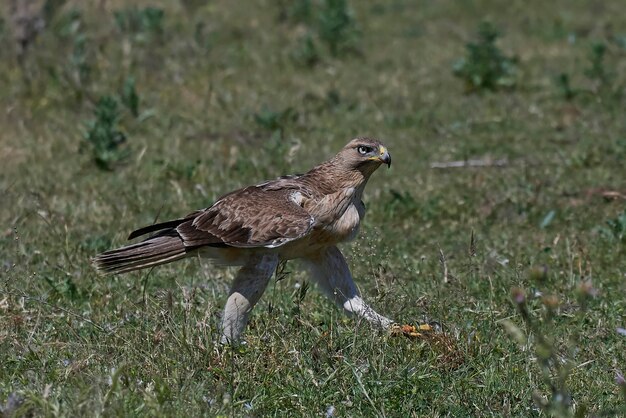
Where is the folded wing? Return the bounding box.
[128,186,314,249]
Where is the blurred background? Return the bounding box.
[1,0,625,416]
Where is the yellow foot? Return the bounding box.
[390,323,433,338]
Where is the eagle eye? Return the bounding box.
[357,145,371,155]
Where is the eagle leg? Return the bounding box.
[303,246,393,329]
[220,253,279,344]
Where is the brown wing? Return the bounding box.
[176,186,314,248]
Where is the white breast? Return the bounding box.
[333,200,364,242]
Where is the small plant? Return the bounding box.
[180,0,208,16]
[121,76,140,118]
[290,33,320,67]
[42,0,67,23]
[193,21,211,50]
[291,281,309,317]
[384,189,419,219]
[83,96,128,170]
[43,275,80,301]
[80,235,112,254]
[54,8,81,37]
[554,41,618,100]
[585,42,608,84]
[317,0,360,56]
[70,32,90,87]
[598,209,626,243]
[254,106,297,140]
[278,0,313,24]
[503,278,599,416]
[555,73,577,100]
[280,0,360,61]
[113,6,165,41]
[453,22,518,91]
[614,34,626,51]
[55,10,92,92]
[0,15,4,38]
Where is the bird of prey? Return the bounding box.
[94,137,394,343]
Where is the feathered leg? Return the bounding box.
[220,253,279,344]
[303,246,393,329]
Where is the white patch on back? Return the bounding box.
[290,191,305,206]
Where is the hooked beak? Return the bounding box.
[378,146,391,168]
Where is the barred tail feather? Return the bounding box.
[93,232,188,274]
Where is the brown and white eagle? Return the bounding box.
[94,138,394,342]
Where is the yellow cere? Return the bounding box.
[379,146,387,155]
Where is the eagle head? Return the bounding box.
[340,137,392,174]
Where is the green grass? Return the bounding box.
[1,0,626,416]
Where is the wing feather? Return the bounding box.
[127,210,203,240]
[177,185,314,248]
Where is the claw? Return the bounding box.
[390,323,433,338]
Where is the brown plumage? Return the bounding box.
[93,137,394,342]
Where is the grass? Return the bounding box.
[1,0,626,416]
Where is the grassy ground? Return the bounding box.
[1,0,625,416]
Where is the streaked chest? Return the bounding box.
[317,196,365,244]
[278,188,367,259]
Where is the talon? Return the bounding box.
[390,323,434,339]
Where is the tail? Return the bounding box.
[92,231,188,275]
